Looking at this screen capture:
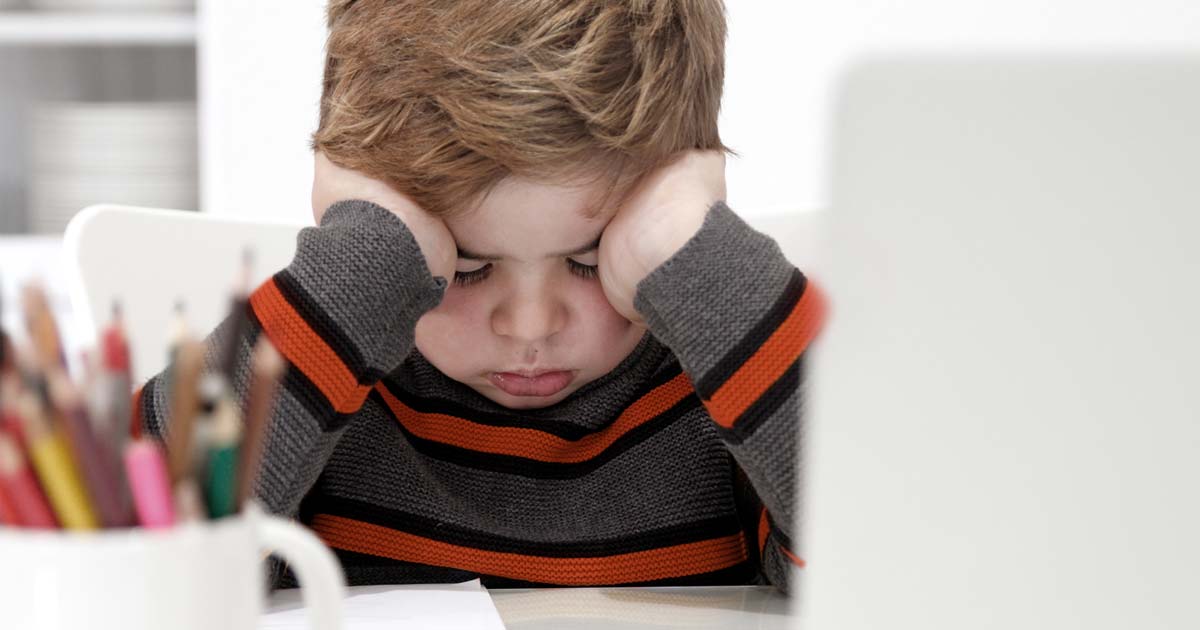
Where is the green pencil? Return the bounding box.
[203,382,241,519]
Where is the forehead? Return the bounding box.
[445,176,616,256]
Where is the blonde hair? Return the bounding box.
[314,0,728,217]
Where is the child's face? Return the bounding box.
[413,176,646,409]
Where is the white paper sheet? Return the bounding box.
[260,580,506,630]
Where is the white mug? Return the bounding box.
[0,503,344,630]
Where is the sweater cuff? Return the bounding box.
[633,202,814,407]
[248,200,446,413]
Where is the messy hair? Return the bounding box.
[314,0,728,217]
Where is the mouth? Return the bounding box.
[489,369,576,397]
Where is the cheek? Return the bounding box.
[414,289,492,362]
[570,283,633,333]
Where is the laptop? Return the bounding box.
[803,55,1200,629]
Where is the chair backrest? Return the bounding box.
[63,205,304,384]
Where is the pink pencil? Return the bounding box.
[123,438,175,529]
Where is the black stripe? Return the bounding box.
[715,356,801,445]
[249,306,356,432]
[275,550,478,589]
[695,269,806,399]
[378,362,685,442]
[272,269,384,383]
[312,495,743,558]
[373,388,702,479]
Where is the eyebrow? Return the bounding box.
[457,235,602,261]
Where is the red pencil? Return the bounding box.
[0,476,18,525]
[0,430,58,528]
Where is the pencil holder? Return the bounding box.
[0,502,344,630]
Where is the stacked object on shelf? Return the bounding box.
[28,101,197,234]
[28,0,194,10]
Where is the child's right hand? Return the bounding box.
[311,151,456,281]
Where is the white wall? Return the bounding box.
[198,0,327,224]
[199,0,1200,223]
[199,1,831,223]
[723,0,1200,217]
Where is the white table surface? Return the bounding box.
[488,586,793,630]
[266,584,793,630]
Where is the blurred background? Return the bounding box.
[0,0,834,363]
[2,2,1200,629]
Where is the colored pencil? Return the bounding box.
[203,388,241,519]
[47,372,134,528]
[124,438,175,529]
[17,389,98,530]
[20,284,66,372]
[219,250,254,381]
[166,340,205,485]
[166,300,190,364]
[172,476,205,523]
[0,430,58,528]
[236,339,284,508]
[98,303,133,450]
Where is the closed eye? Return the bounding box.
[453,263,492,287]
[567,258,598,279]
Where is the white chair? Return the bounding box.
[63,205,305,384]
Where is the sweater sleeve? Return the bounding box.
[136,199,446,520]
[633,201,824,592]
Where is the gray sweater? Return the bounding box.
[138,199,819,591]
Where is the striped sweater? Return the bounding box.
[138,199,821,591]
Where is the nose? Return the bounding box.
[491,284,567,344]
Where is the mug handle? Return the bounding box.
[251,503,346,630]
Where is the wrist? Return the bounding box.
[629,197,715,280]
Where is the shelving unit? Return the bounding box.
[0,11,197,46]
[0,5,200,353]
[0,8,198,235]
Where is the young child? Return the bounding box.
[138,0,820,591]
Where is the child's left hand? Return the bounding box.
[598,150,727,325]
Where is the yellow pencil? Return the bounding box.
[17,389,98,530]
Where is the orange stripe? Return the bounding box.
[250,278,369,414]
[758,508,806,568]
[781,546,806,568]
[374,372,695,463]
[311,513,748,585]
[707,282,826,428]
[758,507,770,555]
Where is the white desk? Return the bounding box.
[489,586,793,630]
[265,584,793,630]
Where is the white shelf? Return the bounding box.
[0,12,196,45]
